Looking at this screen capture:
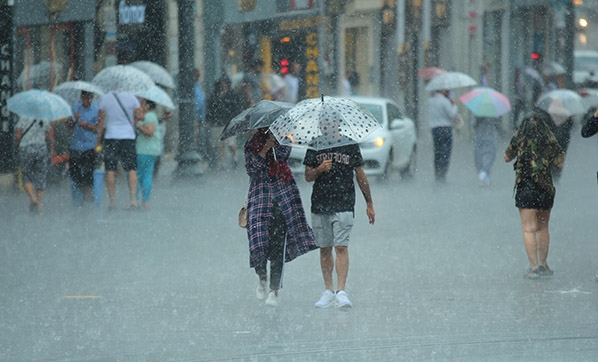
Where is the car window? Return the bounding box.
[387,103,404,121]
[357,103,383,125]
[575,56,598,72]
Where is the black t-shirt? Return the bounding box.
[304,143,364,214]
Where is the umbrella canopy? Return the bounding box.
[220,100,294,140]
[129,61,175,89]
[536,89,586,126]
[136,85,175,110]
[7,89,72,121]
[459,87,511,118]
[523,67,543,84]
[92,65,155,94]
[53,81,105,105]
[16,61,63,90]
[269,96,381,150]
[425,71,477,91]
[417,67,447,80]
[542,61,566,76]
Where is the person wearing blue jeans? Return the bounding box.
[135,98,161,209]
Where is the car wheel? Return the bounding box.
[399,145,416,180]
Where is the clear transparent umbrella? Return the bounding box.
[536,89,586,125]
[92,65,154,94]
[269,96,381,150]
[424,71,477,91]
[53,80,105,105]
[129,61,175,89]
[7,89,72,121]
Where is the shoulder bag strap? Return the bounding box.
[16,119,39,148]
[113,93,135,129]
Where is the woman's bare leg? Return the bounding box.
[536,209,552,267]
[519,208,539,270]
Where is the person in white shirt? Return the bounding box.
[284,62,301,103]
[428,89,459,183]
[98,92,143,210]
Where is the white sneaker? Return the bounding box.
[314,290,336,308]
[335,290,353,308]
[256,279,267,300]
[265,291,278,307]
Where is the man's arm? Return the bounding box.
[355,167,375,225]
[305,159,332,182]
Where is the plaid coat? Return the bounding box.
[244,141,317,268]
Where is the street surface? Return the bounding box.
[1,126,597,361]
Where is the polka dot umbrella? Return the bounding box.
[269,95,381,150]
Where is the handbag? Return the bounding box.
[238,204,247,228]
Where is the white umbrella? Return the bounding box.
[425,71,477,91]
[524,66,544,84]
[230,72,291,101]
[92,65,155,94]
[542,61,566,76]
[269,96,381,150]
[16,61,63,90]
[136,85,175,110]
[53,81,105,105]
[7,89,72,121]
[536,89,585,125]
[129,61,175,89]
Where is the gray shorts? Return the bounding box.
[311,212,354,248]
[19,143,49,190]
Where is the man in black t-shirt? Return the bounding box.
[304,140,375,308]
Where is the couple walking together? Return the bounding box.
[243,128,375,307]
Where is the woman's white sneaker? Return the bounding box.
[256,280,267,300]
[265,291,278,307]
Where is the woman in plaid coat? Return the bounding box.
[244,129,317,306]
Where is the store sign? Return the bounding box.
[305,31,319,98]
[277,0,315,12]
[118,0,146,25]
[0,3,13,172]
[0,6,12,122]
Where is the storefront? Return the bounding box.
[0,0,95,177]
[206,0,326,102]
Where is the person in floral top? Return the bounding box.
[504,108,565,279]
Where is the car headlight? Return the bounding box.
[361,137,385,149]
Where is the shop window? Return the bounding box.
[239,0,257,12]
[16,24,75,91]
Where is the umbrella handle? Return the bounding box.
[272,147,277,160]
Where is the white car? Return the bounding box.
[285,96,417,179]
[574,50,598,86]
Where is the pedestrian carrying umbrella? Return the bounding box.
[136,85,175,110]
[92,65,155,94]
[536,89,586,126]
[53,80,105,105]
[269,95,381,150]
[7,89,72,121]
[220,100,294,140]
[129,61,176,89]
[417,67,447,80]
[459,87,511,118]
[425,71,477,91]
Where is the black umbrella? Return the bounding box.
[220,100,294,140]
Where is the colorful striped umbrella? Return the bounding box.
[459,87,511,118]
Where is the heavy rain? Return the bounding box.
[1,1,598,361]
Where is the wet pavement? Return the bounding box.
[1,128,597,361]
